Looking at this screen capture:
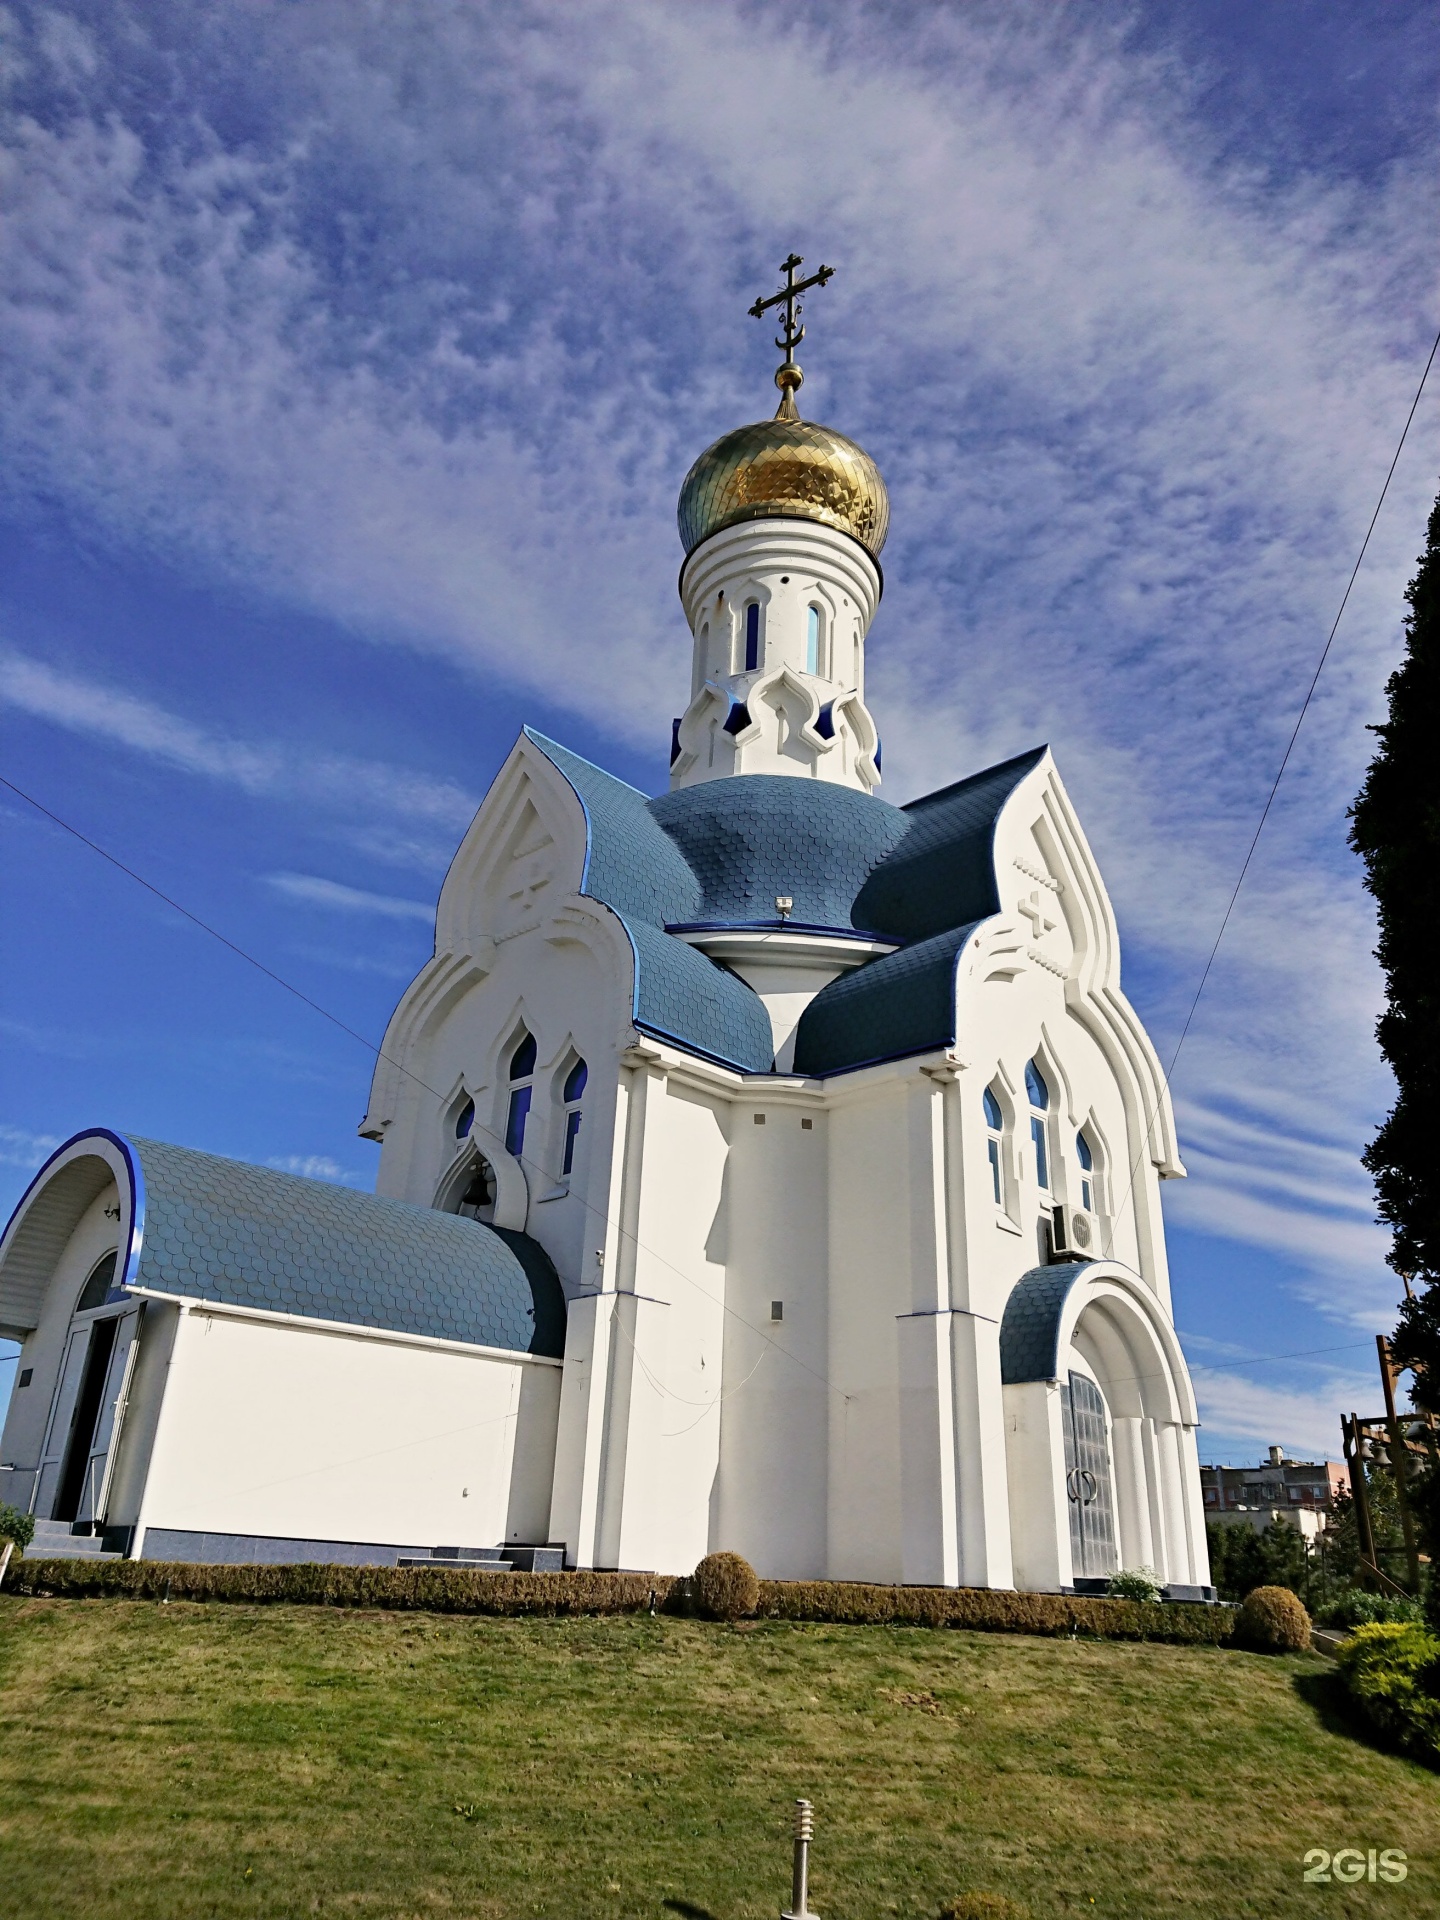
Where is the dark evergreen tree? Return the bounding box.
[1350,488,1440,1392]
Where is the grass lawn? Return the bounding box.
[0,1596,1435,1919]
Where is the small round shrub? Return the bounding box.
[1238,1585,1311,1652]
[938,1894,1030,1920]
[1106,1567,1161,1603]
[692,1551,759,1622]
[0,1503,34,1553]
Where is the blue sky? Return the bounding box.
[3,0,1439,1464]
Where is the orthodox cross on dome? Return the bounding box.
[748,252,834,420]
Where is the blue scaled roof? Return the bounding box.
[999,1261,1094,1384]
[524,731,1045,1078]
[119,1136,566,1356]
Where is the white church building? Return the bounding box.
[0,280,1213,1599]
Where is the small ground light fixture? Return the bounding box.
[782,1798,817,1920]
[775,895,793,919]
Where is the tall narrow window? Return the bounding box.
[455,1097,475,1140]
[806,605,820,674]
[562,1057,587,1176]
[1076,1130,1094,1212]
[1026,1058,1050,1190]
[983,1086,1004,1206]
[506,1031,536,1158]
[744,601,760,672]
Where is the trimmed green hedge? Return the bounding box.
[1336,1621,1440,1764]
[755,1579,1234,1644]
[7,1556,1234,1643]
[7,1558,675,1615]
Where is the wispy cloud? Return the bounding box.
[264,872,435,924]
[1191,1363,1376,1463]
[266,1154,364,1185]
[0,652,478,833]
[0,1123,63,1172]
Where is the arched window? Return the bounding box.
[1076,1130,1095,1213]
[506,1031,537,1158]
[77,1251,118,1314]
[1026,1058,1050,1190]
[454,1097,475,1141]
[562,1057,588,1176]
[983,1086,1004,1206]
[806,605,821,675]
[744,601,761,672]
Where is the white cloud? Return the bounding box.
[1191,1363,1374,1463]
[266,1154,363,1185]
[0,1123,63,1172]
[0,651,477,833]
[2,1,1436,1324]
[264,872,435,923]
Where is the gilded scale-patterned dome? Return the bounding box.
[677,414,889,561]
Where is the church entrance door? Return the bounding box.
[1062,1372,1117,1581]
[46,1309,141,1530]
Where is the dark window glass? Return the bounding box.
[509,1033,537,1081]
[744,602,760,671]
[455,1098,475,1139]
[1025,1059,1049,1110]
[983,1087,1003,1130]
[562,1109,583,1175]
[1031,1114,1049,1189]
[563,1058,588,1103]
[1076,1130,1093,1170]
[988,1138,1002,1206]
[77,1251,118,1314]
[506,1086,532,1158]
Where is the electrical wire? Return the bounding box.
[1102,319,1440,1257]
[0,771,842,1404]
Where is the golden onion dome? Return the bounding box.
[677,414,889,561]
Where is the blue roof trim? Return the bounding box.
[854,746,1046,942]
[523,731,700,926]
[626,919,774,1073]
[664,920,892,942]
[117,1135,565,1356]
[999,1261,1094,1384]
[792,921,984,1077]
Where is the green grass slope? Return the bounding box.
[0,1597,1434,1918]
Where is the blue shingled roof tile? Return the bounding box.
[121,1136,566,1357]
[523,731,1046,1079]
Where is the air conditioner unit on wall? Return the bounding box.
[1051,1203,1097,1260]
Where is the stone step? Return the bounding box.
[27,1521,124,1562]
[395,1544,566,1574]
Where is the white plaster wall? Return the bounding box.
[825,1083,908,1581]
[716,1095,829,1578]
[135,1309,560,1551]
[599,1072,730,1573]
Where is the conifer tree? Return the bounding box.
[1350,487,1440,1398]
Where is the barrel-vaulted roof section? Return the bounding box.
[0,1133,565,1357]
